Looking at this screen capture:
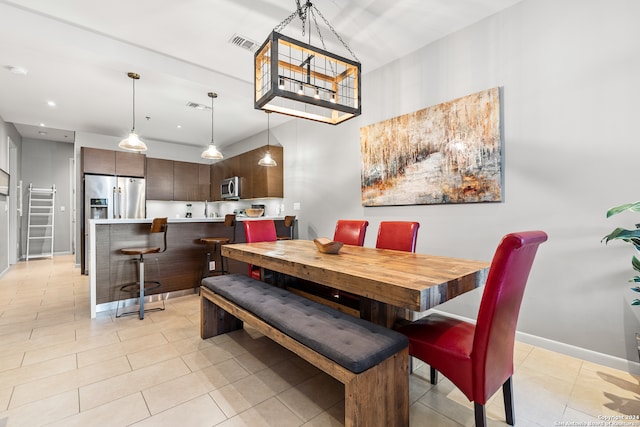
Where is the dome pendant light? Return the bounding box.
[119,72,148,152]
[258,111,277,167]
[201,92,223,160]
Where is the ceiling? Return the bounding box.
[0,0,522,148]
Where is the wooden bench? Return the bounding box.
[200,274,409,427]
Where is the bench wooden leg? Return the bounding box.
[200,288,243,339]
[344,347,409,427]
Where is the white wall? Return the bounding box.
[0,117,22,275]
[266,0,640,368]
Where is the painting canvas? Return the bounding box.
[360,87,502,206]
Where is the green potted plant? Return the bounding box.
[603,201,640,305]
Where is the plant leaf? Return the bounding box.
[633,256,640,273]
[632,299,640,305]
[631,286,640,292]
[602,228,640,244]
[607,202,640,218]
[630,277,640,283]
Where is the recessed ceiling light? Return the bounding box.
[177,125,182,129]
[47,101,56,107]
[39,123,45,127]
[8,66,28,75]
[38,131,47,135]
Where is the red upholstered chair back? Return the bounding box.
[333,220,369,246]
[244,219,277,243]
[375,221,420,252]
[243,220,277,279]
[472,231,548,401]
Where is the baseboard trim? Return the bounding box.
[515,331,640,375]
[19,251,73,260]
[430,308,640,375]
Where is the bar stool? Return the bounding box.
[200,214,236,277]
[116,217,168,320]
[277,215,296,240]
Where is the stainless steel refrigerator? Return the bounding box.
[82,175,146,274]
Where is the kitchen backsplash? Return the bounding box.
[146,199,286,219]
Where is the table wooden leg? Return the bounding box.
[360,298,404,329]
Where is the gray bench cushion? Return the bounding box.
[202,274,408,374]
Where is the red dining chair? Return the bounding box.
[396,231,548,427]
[375,221,420,252]
[333,220,369,246]
[243,219,277,280]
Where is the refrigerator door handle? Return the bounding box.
[113,186,118,219]
[117,187,123,218]
[118,186,121,218]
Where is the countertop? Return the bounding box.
[88,216,288,224]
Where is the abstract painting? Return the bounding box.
[360,87,502,206]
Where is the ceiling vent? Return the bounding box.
[186,101,210,110]
[229,33,259,52]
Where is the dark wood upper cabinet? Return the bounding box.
[81,147,145,177]
[198,164,211,201]
[146,158,174,200]
[81,147,116,175]
[145,146,282,202]
[115,151,145,177]
[173,161,199,201]
[247,145,283,199]
[238,154,254,199]
[208,146,283,200]
[210,161,225,201]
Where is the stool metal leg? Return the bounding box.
[116,255,164,319]
[139,254,145,320]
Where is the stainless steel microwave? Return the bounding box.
[221,176,240,199]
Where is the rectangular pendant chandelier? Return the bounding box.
[255,31,361,125]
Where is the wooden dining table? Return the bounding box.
[222,239,490,328]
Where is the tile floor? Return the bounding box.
[1,255,639,426]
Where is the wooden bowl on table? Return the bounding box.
[314,237,343,254]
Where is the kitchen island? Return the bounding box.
[88,217,294,318]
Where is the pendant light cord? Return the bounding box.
[211,96,215,144]
[131,76,136,132]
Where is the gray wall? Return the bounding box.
[21,138,73,256]
[263,0,640,369]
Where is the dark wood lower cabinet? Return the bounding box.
[94,219,292,305]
